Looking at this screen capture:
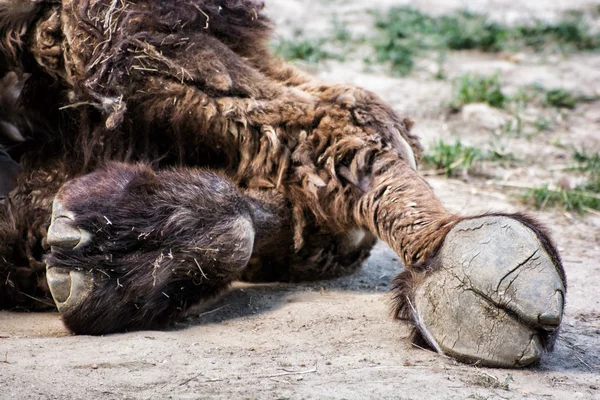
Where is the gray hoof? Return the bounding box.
[413,216,565,367]
[46,200,94,313]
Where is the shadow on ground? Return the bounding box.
[174,242,402,328]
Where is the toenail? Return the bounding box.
[538,291,564,329]
[48,201,92,249]
[517,335,543,366]
[46,267,94,313]
[47,217,82,247]
[46,267,72,303]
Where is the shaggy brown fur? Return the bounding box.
[0,0,565,349]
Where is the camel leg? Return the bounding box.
[119,77,565,366]
[45,162,268,334]
[348,152,566,367]
[44,164,377,333]
[239,78,567,367]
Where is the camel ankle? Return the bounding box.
[354,158,460,267]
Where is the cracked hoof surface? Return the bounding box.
[46,200,94,315]
[413,216,565,367]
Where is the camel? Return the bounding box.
[0,0,565,367]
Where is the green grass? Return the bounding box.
[425,144,600,213]
[525,186,600,213]
[434,51,448,80]
[524,151,600,213]
[372,40,416,75]
[446,74,591,144]
[423,139,519,177]
[272,38,335,63]
[515,12,600,51]
[450,73,507,109]
[422,139,484,177]
[370,7,600,75]
[447,75,586,129]
[512,85,587,114]
[543,89,577,109]
[499,115,524,137]
[272,17,358,64]
[437,11,508,52]
[274,8,600,73]
[332,18,353,44]
[534,117,552,132]
[371,8,506,75]
[517,83,581,106]
[574,150,600,173]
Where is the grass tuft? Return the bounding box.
[574,151,600,173]
[450,73,507,109]
[332,18,353,44]
[438,11,507,52]
[534,117,552,132]
[516,12,600,51]
[524,186,600,213]
[423,139,483,177]
[524,151,600,213]
[272,38,335,64]
[370,7,600,75]
[371,7,507,75]
[543,89,577,109]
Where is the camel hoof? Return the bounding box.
[46,199,94,313]
[413,216,565,367]
[47,201,92,249]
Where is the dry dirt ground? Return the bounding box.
[1,1,600,399]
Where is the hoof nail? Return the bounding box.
[47,200,91,249]
[47,217,82,247]
[46,267,72,303]
[46,266,93,313]
[538,312,561,327]
[518,336,543,366]
[538,291,564,330]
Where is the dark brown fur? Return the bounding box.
[47,163,258,333]
[0,0,565,341]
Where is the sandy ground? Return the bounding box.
[1,1,600,399]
